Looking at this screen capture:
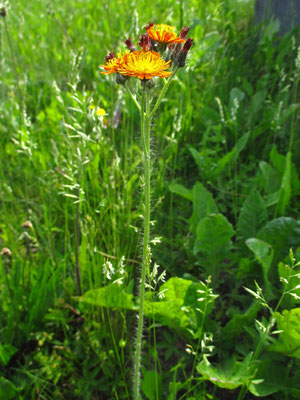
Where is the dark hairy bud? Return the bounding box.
[105,52,116,62]
[138,34,151,51]
[141,78,155,90]
[116,73,129,85]
[182,38,193,52]
[165,43,175,62]
[180,26,190,40]
[171,43,182,62]
[125,38,135,52]
[176,38,193,67]
[144,22,154,30]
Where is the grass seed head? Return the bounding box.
[1,247,12,257]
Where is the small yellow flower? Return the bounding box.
[146,23,185,45]
[95,108,106,116]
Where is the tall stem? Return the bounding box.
[4,17,24,114]
[134,85,151,400]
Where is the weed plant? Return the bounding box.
[0,0,299,399]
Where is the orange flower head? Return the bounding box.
[100,51,126,75]
[146,24,185,45]
[118,50,172,80]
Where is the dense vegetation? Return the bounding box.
[0,0,299,399]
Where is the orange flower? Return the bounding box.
[146,23,185,45]
[100,52,125,75]
[118,50,172,80]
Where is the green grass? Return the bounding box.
[0,0,300,399]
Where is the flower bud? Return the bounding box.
[144,22,154,30]
[165,44,175,62]
[138,34,151,51]
[176,38,193,67]
[141,78,156,90]
[171,43,182,62]
[124,38,135,52]
[116,73,129,85]
[105,52,116,63]
[180,26,190,40]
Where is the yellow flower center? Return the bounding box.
[118,50,172,79]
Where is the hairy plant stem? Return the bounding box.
[134,85,151,400]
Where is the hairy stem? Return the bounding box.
[134,86,151,400]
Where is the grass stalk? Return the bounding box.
[75,187,82,296]
[3,15,24,114]
[238,251,298,400]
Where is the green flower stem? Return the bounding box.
[149,66,179,119]
[134,85,151,400]
[124,82,142,112]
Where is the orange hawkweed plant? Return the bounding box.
[100,23,193,400]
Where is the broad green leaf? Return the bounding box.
[258,217,300,270]
[248,360,296,397]
[194,214,235,281]
[237,190,268,240]
[279,103,299,125]
[259,161,280,194]
[197,355,252,390]
[229,87,245,106]
[270,145,300,194]
[248,90,267,121]
[0,343,17,367]
[79,234,88,270]
[78,283,137,310]
[268,308,300,359]
[28,261,58,330]
[169,183,193,201]
[265,190,280,207]
[142,370,162,400]
[216,131,250,174]
[275,151,291,217]
[189,182,218,233]
[189,147,203,170]
[167,381,185,400]
[221,302,261,343]
[144,278,215,337]
[0,377,19,399]
[246,238,274,298]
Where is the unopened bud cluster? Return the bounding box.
[140,23,194,68]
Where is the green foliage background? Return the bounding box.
[0,0,299,398]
